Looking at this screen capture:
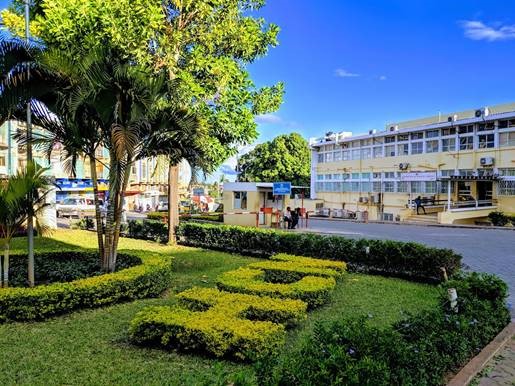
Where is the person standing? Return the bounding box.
[284,206,292,229]
[291,207,300,229]
[414,196,426,215]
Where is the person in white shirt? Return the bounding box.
[284,206,292,229]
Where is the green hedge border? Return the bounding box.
[177,222,462,283]
[0,254,173,322]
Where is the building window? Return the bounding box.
[426,129,439,138]
[333,151,342,161]
[361,172,371,180]
[442,127,456,136]
[372,182,382,192]
[425,181,437,193]
[498,168,515,177]
[498,120,515,129]
[440,169,455,177]
[325,174,333,180]
[397,143,409,156]
[372,172,381,179]
[500,132,515,147]
[351,149,361,160]
[397,134,409,141]
[317,153,324,163]
[361,148,371,159]
[426,140,439,153]
[385,145,395,157]
[477,122,494,131]
[397,181,409,192]
[317,174,324,180]
[342,150,350,160]
[498,180,515,196]
[351,182,360,192]
[333,174,341,180]
[373,146,383,158]
[361,182,372,192]
[478,134,494,149]
[411,181,423,193]
[411,142,423,154]
[342,173,350,180]
[459,136,473,150]
[0,156,5,167]
[458,169,475,177]
[384,172,395,179]
[442,138,456,152]
[458,125,474,134]
[234,192,247,210]
[382,213,394,221]
[385,136,396,143]
[351,173,360,179]
[411,132,424,140]
[383,181,395,192]
[325,152,333,162]
[361,138,372,146]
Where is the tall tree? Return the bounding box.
[237,133,311,186]
[2,0,284,244]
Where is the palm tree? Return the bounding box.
[0,161,53,288]
[139,108,208,244]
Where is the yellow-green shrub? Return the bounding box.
[129,287,307,360]
[217,267,337,308]
[0,255,173,322]
[250,253,346,283]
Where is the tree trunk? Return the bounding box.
[168,163,179,245]
[2,244,9,288]
[89,155,104,263]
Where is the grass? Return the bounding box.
[0,230,440,385]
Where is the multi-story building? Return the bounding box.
[310,103,515,224]
[0,120,187,210]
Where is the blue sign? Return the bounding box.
[273,182,291,196]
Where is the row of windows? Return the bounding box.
[315,181,443,194]
[318,121,515,151]
[316,132,515,163]
[316,169,515,181]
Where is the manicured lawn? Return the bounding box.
[0,230,440,385]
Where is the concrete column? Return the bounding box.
[310,148,317,199]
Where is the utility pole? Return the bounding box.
[25,0,35,287]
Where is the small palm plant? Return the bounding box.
[0,161,53,288]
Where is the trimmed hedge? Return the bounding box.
[129,287,308,361]
[177,222,462,282]
[217,268,338,308]
[256,272,511,386]
[0,254,173,322]
[250,253,346,283]
[8,251,140,287]
[127,219,169,243]
[146,212,224,223]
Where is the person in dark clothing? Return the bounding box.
[414,196,426,215]
[284,207,292,229]
[291,208,300,229]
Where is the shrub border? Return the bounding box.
[0,253,173,322]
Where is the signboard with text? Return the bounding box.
[400,172,437,182]
[273,182,292,195]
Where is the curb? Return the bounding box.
[447,322,515,386]
[308,217,515,231]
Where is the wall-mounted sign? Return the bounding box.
[273,182,292,195]
[400,172,437,182]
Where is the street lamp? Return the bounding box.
[25,0,34,287]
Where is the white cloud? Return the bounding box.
[379,75,387,81]
[461,20,515,41]
[335,68,360,78]
[255,113,282,124]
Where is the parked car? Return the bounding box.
[56,197,100,218]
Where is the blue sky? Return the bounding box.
[248,0,515,143]
[3,1,515,179]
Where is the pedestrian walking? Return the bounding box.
[414,196,426,215]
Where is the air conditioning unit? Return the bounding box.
[389,125,399,132]
[369,129,377,135]
[475,107,490,119]
[447,114,458,122]
[369,194,380,204]
[480,157,494,166]
[325,131,337,141]
[399,163,410,170]
[358,196,369,203]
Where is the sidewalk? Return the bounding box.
[474,336,515,386]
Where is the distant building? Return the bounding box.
[310,102,515,224]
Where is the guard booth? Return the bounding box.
[222,182,321,228]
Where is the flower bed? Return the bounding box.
[0,254,173,322]
[176,222,462,283]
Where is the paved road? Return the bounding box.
[304,219,515,312]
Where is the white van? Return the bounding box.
[56,197,99,218]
